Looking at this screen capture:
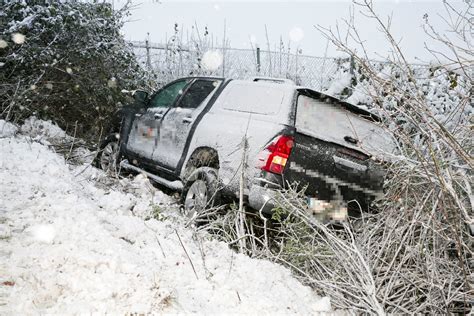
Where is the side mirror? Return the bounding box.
[133,90,149,104]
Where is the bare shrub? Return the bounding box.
[316,1,472,312]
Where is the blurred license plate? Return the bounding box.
[306,197,329,214]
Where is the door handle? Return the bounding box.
[154,113,163,119]
[182,117,192,124]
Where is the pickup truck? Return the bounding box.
[97,76,395,216]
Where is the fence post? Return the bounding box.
[350,54,355,75]
[279,36,282,76]
[256,47,261,73]
[222,19,226,77]
[145,34,152,72]
[295,49,299,78]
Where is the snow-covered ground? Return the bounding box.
[0,119,331,314]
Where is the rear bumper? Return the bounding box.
[248,173,283,215]
[248,170,384,216]
[248,183,279,215]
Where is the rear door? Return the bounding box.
[284,94,395,201]
[126,79,191,160]
[153,78,222,170]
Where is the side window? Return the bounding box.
[149,80,190,108]
[178,80,221,109]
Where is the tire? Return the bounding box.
[96,135,121,174]
[181,167,220,219]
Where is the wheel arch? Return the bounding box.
[181,146,220,180]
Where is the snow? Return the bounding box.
[30,224,57,243]
[295,95,396,158]
[107,77,117,88]
[250,34,257,44]
[346,79,374,105]
[9,14,35,32]
[11,33,26,45]
[20,116,68,144]
[0,120,18,138]
[325,70,352,96]
[201,50,223,71]
[0,119,331,314]
[0,39,7,49]
[289,27,304,42]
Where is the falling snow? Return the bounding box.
[289,26,304,42]
[201,50,223,71]
[11,33,26,45]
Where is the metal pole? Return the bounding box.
[279,35,282,76]
[256,47,261,73]
[222,19,226,77]
[295,47,299,80]
[350,54,355,75]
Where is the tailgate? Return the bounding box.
[284,132,385,202]
[282,93,392,202]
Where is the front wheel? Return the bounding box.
[100,141,119,172]
[181,167,220,219]
[96,135,121,175]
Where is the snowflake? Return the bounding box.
[289,27,304,42]
[201,50,223,72]
[12,33,26,44]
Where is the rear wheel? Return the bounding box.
[181,167,220,219]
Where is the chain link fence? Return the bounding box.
[129,40,341,91]
[129,40,447,108]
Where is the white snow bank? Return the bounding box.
[0,128,331,313]
[20,116,69,142]
[0,120,18,138]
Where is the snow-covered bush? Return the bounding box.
[0,2,147,140]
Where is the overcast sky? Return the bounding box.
[120,1,465,62]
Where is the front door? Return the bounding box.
[125,79,191,162]
[153,79,222,170]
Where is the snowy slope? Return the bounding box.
[0,119,331,314]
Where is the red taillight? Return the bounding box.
[259,135,294,175]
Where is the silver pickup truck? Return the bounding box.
[98,77,395,215]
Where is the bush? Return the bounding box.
[0,1,148,141]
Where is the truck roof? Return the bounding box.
[184,76,381,122]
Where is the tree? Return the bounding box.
[0,1,147,141]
